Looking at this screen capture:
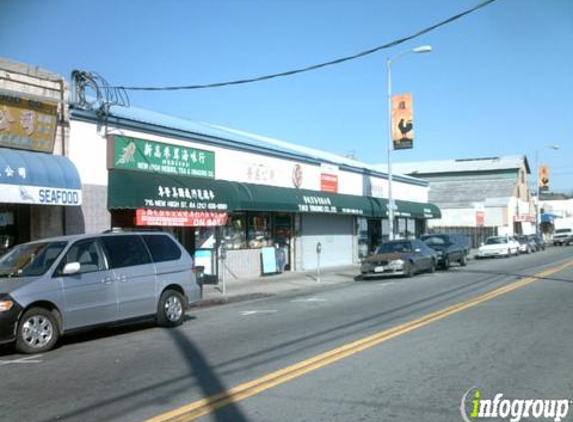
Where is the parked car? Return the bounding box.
[515,235,536,254]
[553,228,573,246]
[527,234,546,251]
[0,231,201,354]
[361,239,437,279]
[508,236,521,254]
[420,233,468,270]
[477,236,519,259]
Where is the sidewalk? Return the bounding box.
[193,250,480,309]
[193,264,361,308]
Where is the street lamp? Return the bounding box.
[386,45,432,240]
[535,144,559,235]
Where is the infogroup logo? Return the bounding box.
[460,387,571,422]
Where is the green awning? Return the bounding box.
[394,199,441,219]
[108,170,440,219]
[108,170,242,213]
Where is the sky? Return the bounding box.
[1,0,572,192]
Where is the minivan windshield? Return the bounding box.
[0,241,67,278]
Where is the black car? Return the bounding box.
[421,233,469,270]
[360,239,437,278]
[527,234,546,251]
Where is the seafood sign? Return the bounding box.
[108,135,215,178]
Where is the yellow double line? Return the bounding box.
[145,261,572,422]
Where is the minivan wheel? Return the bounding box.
[460,254,468,267]
[157,290,186,327]
[16,307,60,354]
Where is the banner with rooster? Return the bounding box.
[539,165,550,191]
[391,93,414,150]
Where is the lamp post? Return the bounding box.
[535,144,559,235]
[387,45,432,240]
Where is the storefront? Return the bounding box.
[69,109,441,281]
[0,147,82,251]
[106,168,415,279]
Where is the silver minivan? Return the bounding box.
[0,231,201,354]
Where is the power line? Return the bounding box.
[113,0,502,92]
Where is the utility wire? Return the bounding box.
[113,0,502,92]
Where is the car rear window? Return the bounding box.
[100,235,152,269]
[142,234,182,263]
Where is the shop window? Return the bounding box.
[194,227,216,249]
[223,214,247,249]
[248,213,272,248]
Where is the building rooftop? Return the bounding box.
[376,155,530,176]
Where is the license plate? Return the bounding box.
[374,266,386,273]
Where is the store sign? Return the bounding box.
[109,135,215,178]
[0,184,81,206]
[0,92,58,153]
[136,209,228,227]
[292,164,303,188]
[143,184,229,211]
[320,173,338,193]
[476,211,485,227]
[296,195,364,215]
[391,93,414,150]
[320,164,339,193]
[513,215,535,223]
[247,163,275,183]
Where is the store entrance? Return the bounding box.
[170,226,219,284]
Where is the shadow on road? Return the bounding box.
[167,328,250,422]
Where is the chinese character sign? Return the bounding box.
[0,93,58,153]
[539,165,550,191]
[109,135,215,178]
[391,93,414,150]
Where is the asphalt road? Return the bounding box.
[2,247,573,422]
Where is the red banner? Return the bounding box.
[136,209,228,227]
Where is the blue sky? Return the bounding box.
[2,0,572,191]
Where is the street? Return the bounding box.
[2,247,573,422]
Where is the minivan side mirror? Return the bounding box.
[63,262,81,275]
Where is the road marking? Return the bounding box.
[143,261,572,422]
[290,297,327,303]
[0,355,43,365]
[239,310,278,316]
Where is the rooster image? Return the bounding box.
[398,118,413,141]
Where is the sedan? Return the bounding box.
[477,236,519,259]
[361,239,437,279]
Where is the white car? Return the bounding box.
[508,236,521,254]
[477,236,519,259]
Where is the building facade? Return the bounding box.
[377,156,534,247]
[68,104,440,281]
[0,59,83,252]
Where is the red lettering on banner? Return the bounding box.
[135,209,228,227]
